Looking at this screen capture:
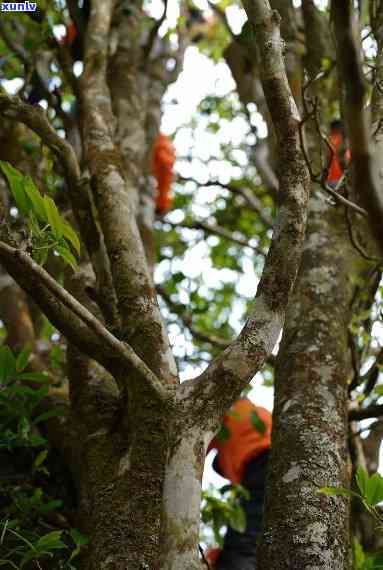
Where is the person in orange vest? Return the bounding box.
[206,398,272,570]
[326,119,351,190]
[152,133,176,215]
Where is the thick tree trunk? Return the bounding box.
[71,377,209,570]
[77,410,170,569]
[257,192,376,569]
[159,430,207,570]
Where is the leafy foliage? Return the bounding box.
[0,161,80,269]
[320,466,383,507]
[320,468,383,568]
[201,484,250,547]
[0,519,87,569]
[0,345,86,569]
[0,345,58,450]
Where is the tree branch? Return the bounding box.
[0,93,119,327]
[323,182,369,217]
[349,405,383,421]
[179,3,310,419]
[0,240,166,401]
[332,1,383,255]
[80,0,177,384]
[144,0,169,59]
[362,346,383,397]
[0,92,80,187]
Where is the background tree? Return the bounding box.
[0,1,382,569]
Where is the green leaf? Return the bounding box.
[0,346,16,383]
[44,196,63,239]
[39,499,63,513]
[250,410,266,434]
[16,345,32,373]
[356,467,369,497]
[217,425,230,442]
[34,449,48,469]
[35,530,66,551]
[365,473,383,506]
[24,176,46,222]
[18,416,31,439]
[172,271,185,285]
[62,222,81,255]
[16,372,49,383]
[240,21,255,43]
[69,528,88,547]
[228,505,246,533]
[0,161,30,215]
[34,408,65,424]
[55,245,77,270]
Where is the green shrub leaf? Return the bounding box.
[365,473,383,506]
[62,222,81,255]
[24,176,46,222]
[0,346,16,384]
[0,161,30,215]
[43,196,63,239]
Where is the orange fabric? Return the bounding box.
[61,21,77,46]
[206,547,221,568]
[152,133,176,214]
[208,399,272,485]
[327,132,351,183]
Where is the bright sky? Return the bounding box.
[155,1,383,487]
[156,31,275,490]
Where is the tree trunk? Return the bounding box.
[77,408,169,569]
[257,191,377,569]
[74,410,206,569]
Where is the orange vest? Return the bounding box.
[208,399,272,484]
[61,21,77,46]
[327,132,351,184]
[206,547,221,567]
[152,134,176,214]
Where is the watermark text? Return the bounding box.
[1,2,37,11]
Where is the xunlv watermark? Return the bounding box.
[1,2,37,11]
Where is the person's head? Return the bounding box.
[330,119,344,135]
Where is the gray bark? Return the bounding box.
[257,191,377,569]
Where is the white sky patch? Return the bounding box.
[2,78,24,93]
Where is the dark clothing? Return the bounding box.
[215,451,269,570]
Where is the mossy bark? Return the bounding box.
[72,402,206,569]
[257,191,378,569]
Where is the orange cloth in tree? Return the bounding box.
[205,547,221,568]
[327,132,351,184]
[152,133,176,214]
[208,399,272,485]
[61,21,77,45]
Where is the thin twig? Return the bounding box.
[144,0,169,60]
[322,183,368,217]
[349,404,383,421]
[178,176,274,226]
[167,219,263,254]
[332,0,383,254]
[345,203,381,262]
